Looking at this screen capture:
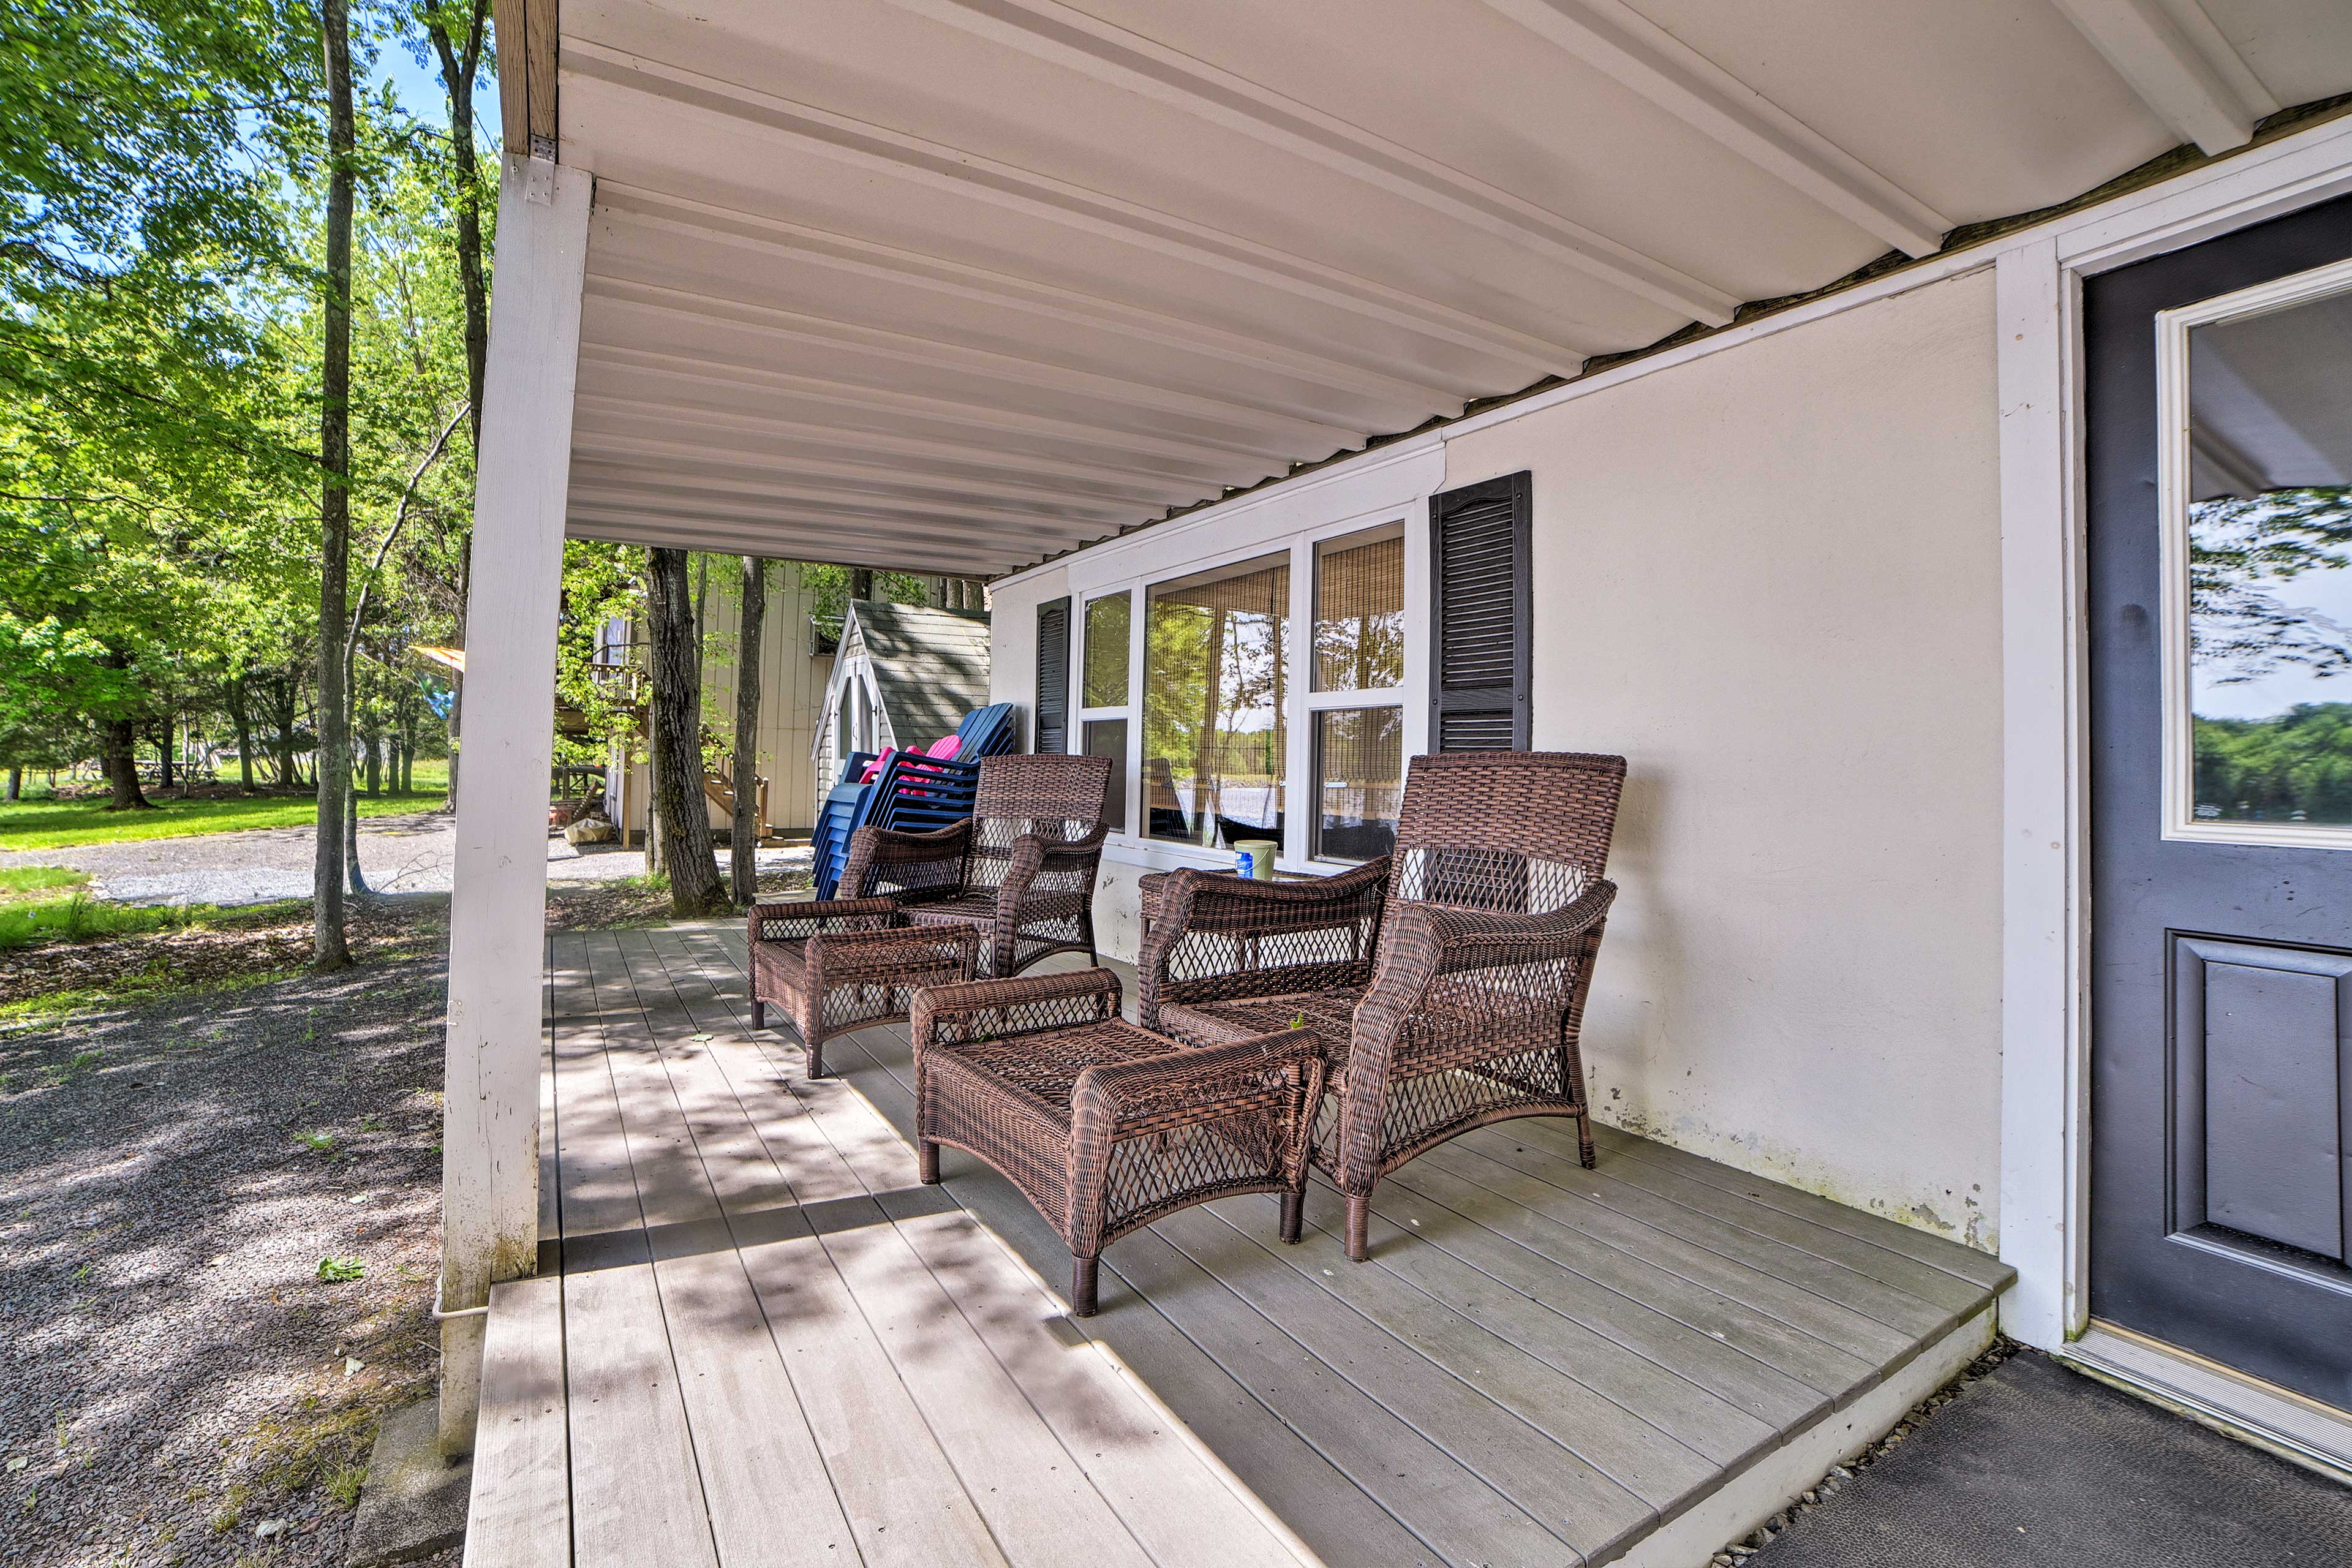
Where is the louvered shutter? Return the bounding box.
[1034,596,1071,753]
[1430,472,1531,751]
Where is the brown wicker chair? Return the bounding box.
[912,967,1325,1315]
[1139,750,1625,1262]
[848,752,1115,978]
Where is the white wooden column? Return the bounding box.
[440,153,592,1455]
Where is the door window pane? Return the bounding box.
[1083,592,1131,708]
[1144,554,1288,847]
[1083,718,1128,832]
[1314,524,1404,692]
[2185,283,2352,829]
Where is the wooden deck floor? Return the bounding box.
[464,924,2013,1568]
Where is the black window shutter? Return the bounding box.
[1035,597,1071,753]
[1430,471,1531,751]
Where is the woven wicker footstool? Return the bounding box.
[911,967,1326,1316]
[748,899,982,1080]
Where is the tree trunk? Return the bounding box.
[100,721,150,810]
[4,769,16,801]
[850,567,873,600]
[314,0,356,970]
[646,547,727,914]
[731,556,766,907]
[230,676,255,791]
[346,767,369,895]
[429,2,489,820]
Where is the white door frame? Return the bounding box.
[1992,112,2352,1351]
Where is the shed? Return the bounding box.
[812,600,992,793]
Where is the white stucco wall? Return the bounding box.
[989,268,2004,1248]
[1444,267,2005,1246]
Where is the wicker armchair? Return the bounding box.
[846,752,1114,978]
[1139,751,1626,1262]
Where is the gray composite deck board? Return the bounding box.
[1585,1124,2016,1294]
[470,922,2007,1568]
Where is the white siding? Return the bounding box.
[1441,267,2005,1248]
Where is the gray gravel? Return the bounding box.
[0,813,807,907]
[0,956,459,1566]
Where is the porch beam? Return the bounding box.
[573,345,1298,475]
[883,0,1743,322]
[564,516,1029,579]
[571,393,1246,492]
[568,429,1186,510]
[565,474,1115,541]
[564,494,1095,557]
[594,182,1461,416]
[563,39,1610,366]
[439,152,592,1457]
[2045,0,2275,156]
[581,274,1366,447]
[1475,0,1950,257]
[567,462,1137,528]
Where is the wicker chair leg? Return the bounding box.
[1071,1254,1099,1317]
[919,1140,939,1184]
[1344,1193,1371,1262]
[807,1039,826,1081]
[1577,1109,1597,1170]
[1280,1188,1304,1245]
[751,1000,765,1031]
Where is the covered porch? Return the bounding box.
[433,2,2352,1561]
[462,927,2006,1567]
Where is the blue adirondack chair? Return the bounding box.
[811,703,1020,898]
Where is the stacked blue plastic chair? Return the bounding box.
[811,703,1019,899]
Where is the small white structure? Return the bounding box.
[810,600,992,797]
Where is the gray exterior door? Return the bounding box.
[2087,194,2352,1411]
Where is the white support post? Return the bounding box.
[1995,237,2087,1352]
[439,153,592,1457]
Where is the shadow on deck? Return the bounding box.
[463,923,2011,1568]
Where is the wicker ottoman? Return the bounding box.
[748,899,981,1080]
[910,967,1326,1316]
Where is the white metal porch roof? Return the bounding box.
[506,0,2352,577]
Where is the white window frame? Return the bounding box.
[1303,520,1411,866]
[1056,445,1444,877]
[1075,588,1137,835]
[2155,254,2352,852]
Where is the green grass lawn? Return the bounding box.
[0,764,448,852]
[0,892,307,951]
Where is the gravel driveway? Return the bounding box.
[0,813,807,908]
[0,957,457,1567]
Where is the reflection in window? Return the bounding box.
[2187,285,2352,827]
[1144,554,1287,847]
[1314,524,1404,692]
[1083,718,1128,832]
[1083,593,1131,708]
[1314,707,1402,861]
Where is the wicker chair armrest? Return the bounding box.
[910,965,1123,1055]
[747,897,900,943]
[1136,858,1390,1028]
[995,824,1110,908]
[843,818,973,901]
[1069,1027,1325,1139]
